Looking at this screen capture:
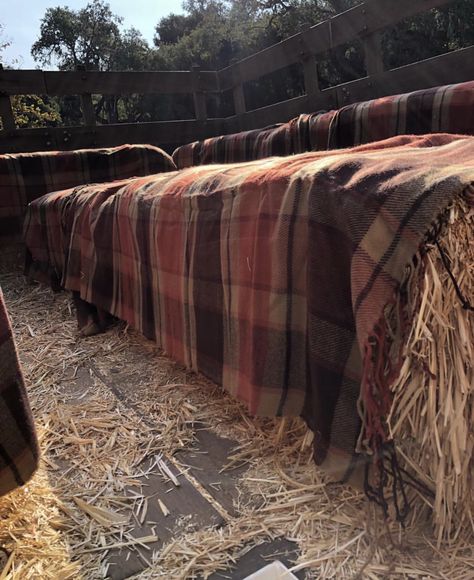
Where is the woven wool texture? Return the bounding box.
[24,134,474,483]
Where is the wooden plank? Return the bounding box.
[0,118,226,154]
[0,95,15,131]
[208,537,304,579]
[0,69,47,95]
[302,58,320,97]
[79,94,96,126]
[300,26,320,98]
[177,426,248,517]
[192,66,208,121]
[106,458,225,580]
[333,45,474,108]
[364,32,384,77]
[42,70,218,95]
[218,35,307,90]
[233,84,246,116]
[234,93,335,133]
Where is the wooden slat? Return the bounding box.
[364,32,384,77]
[80,94,96,126]
[192,66,207,121]
[42,70,218,95]
[236,94,311,132]
[0,118,226,154]
[331,45,474,108]
[217,0,456,89]
[233,84,246,116]
[0,69,47,95]
[300,26,320,97]
[302,58,320,97]
[0,95,16,131]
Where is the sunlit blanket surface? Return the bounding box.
[172,81,474,169]
[0,289,39,496]
[24,134,474,483]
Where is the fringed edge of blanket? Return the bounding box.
[357,183,474,525]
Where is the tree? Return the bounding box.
[32,0,123,71]
[31,0,154,125]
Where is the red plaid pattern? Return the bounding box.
[172,81,474,169]
[24,134,474,482]
[0,144,176,241]
[0,289,39,496]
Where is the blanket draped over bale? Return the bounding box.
[172,81,474,169]
[24,134,474,521]
[0,289,39,496]
[0,144,176,241]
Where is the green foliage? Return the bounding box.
[382,0,474,69]
[12,95,61,129]
[31,0,151,71]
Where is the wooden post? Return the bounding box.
[0,64,15,131]
[192,65,207,122]
[76,66,96,127]
[229,59,246,131]
[80,94,96,126]
[0,94,15,131]
[300,27,320,101]
[364,31,384,77]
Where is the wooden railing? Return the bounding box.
[0,0,473,154]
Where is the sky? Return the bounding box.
[1,0,184,69]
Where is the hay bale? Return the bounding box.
[388,195,473,543]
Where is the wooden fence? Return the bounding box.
[0,0,473,153]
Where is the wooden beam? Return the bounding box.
[300,26,320,98]
[0,94,15,131]
[0,69,47,95]
[192,66,207,121]
[0,118,226,154]
[330,45,474,108]
[80,94,96,127]
[364,31,384,77]
[0,70,219,96]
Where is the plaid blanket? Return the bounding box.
[172,81,474,168]
[0,289,39,496]
[0,144,176,241]
[24,134,474,497]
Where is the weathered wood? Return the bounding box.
[177,425,248,517]
[332,45,474,108]
[0,70,218,96]
[106,457,225,580]
[364,31,384,77]
[300,26,320,98]
[0,69,47,95]
[79,94,96,126]
[192,66,208,121]
[0,95,15,131]
[233,84,246,116]
[0,118,226,154]
[233,91,337,133]
[208,537,304,580]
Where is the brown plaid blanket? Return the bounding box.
[172,81,474,169]
[24,134,474,510]
[0,143,176,241]
[0,289,39,496]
